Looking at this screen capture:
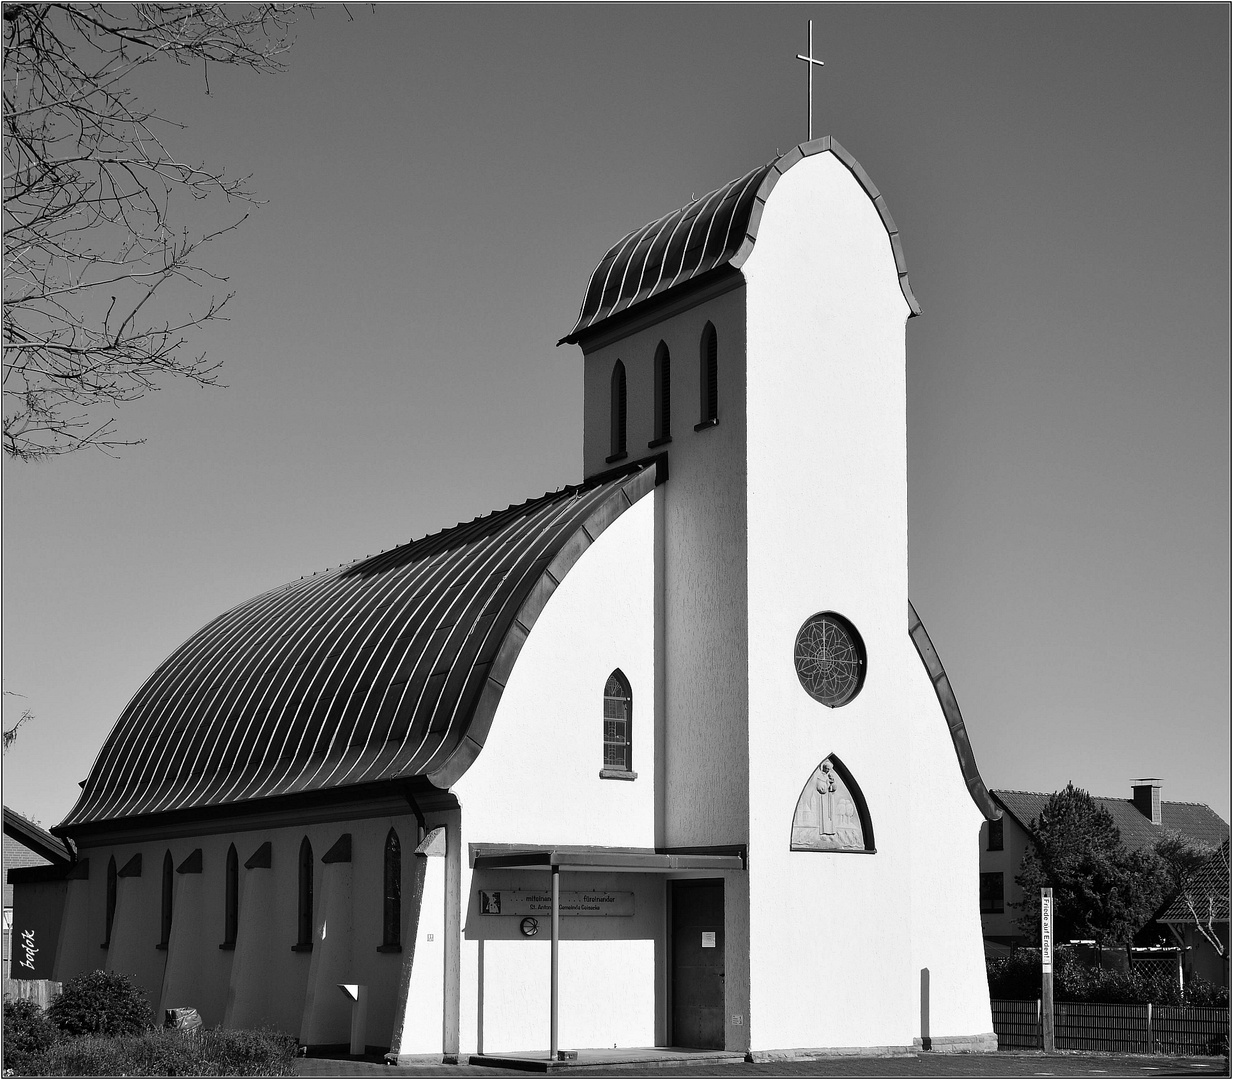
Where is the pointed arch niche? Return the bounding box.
[789,755,875,854]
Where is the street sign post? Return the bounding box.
[1041,887,1055,1052]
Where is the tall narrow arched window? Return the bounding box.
[609,360,627,461]
[158,850,173,948]
[381,829,401,949]
[651,342,671,444]
[222,844,238,949]
[698,323,718,428]
[103,855,117,948]
[601,670,634,777]
[296,837,313,949]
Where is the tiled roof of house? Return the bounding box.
[59,463,659,832]
[1157,839,1230,924]
[561,137,920,345]
[993,789,1230,853]
[3,807,71,865]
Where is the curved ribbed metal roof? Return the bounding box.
[60,464,658,829]
[562,137,920,345]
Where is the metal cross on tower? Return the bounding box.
[796,19,825,141]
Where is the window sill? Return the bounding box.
[599,769,638,781]
[694,418,718,432]
[605,451,628,464]
[291,943,313,953]
[647,436,672,448]
[376,944,402,953]
[218,942,236,951]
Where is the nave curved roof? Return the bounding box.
[60,464,658,830]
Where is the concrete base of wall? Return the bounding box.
[913,1033,998,1053]
[748,1045,916,1062]
[465,1048,747,1072]
[386,1053,460,1066]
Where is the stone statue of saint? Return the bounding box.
[816,763,837,837]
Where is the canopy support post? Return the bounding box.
[550,863,560,1060]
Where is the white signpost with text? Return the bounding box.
[1041,887,1055,1052]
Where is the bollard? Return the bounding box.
[337,984,367,1056]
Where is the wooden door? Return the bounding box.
[670,879,725,1048]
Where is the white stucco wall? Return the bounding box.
[452,489,661,1053]
[905,651,994,1042]
[104,847,169,1020]
[75,815,416,1044]
[395,841,446,1055]
[582,289,750,851]
[737,150,991,1050]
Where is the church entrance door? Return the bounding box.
[669,879,725,1049]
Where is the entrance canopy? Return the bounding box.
[470,843,744,1061]
[470,843,745,874]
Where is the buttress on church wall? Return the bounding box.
[69,816,419,1048]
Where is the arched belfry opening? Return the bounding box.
[609,360,627,460]
[652,342,671,443]
[698,322,718,427]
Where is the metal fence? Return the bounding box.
[1056,1002,1149,1053]
[1156,1006,1232,1055]
[991,999,1041,1049]
[992,999,1229,1055]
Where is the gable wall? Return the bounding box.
[739,151,989,1048]
[980,814,1032,941]
[452,491,661,1053]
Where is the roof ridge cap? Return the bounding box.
[289,465,656,584]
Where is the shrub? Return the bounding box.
[2,998,60,1072]
[3,1027,297,1077]
[987,951,1231,1008]
[1184,974,1229,1009]
[45,969,150,1037]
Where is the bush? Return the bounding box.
[45,970,150,1037]
[1183,974,1229,1009]
[2,998,60,1072]
[987,950,1231,1008]
[3,1027,297,1077]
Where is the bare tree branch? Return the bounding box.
[1154,831,1229,960]
[3,3,301,460]
[2,688,34,753]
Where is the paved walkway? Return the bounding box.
[295,1051,1229,1079]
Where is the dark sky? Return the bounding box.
[3,5,1229,825]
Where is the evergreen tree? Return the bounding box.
[1013,783,1172,945]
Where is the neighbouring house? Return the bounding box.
[13,137,1001,1060]
[3,807,72,980]
[979,780,1230,951]
[1151,839,1230,987]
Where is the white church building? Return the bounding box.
[14,137,999,1061]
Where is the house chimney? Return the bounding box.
[1131,778,1162,825]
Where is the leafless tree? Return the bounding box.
[1154,830,1229,959]
[3,3,299,460]
[2,689,33,753]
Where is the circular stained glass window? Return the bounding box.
[794,612,867,708]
